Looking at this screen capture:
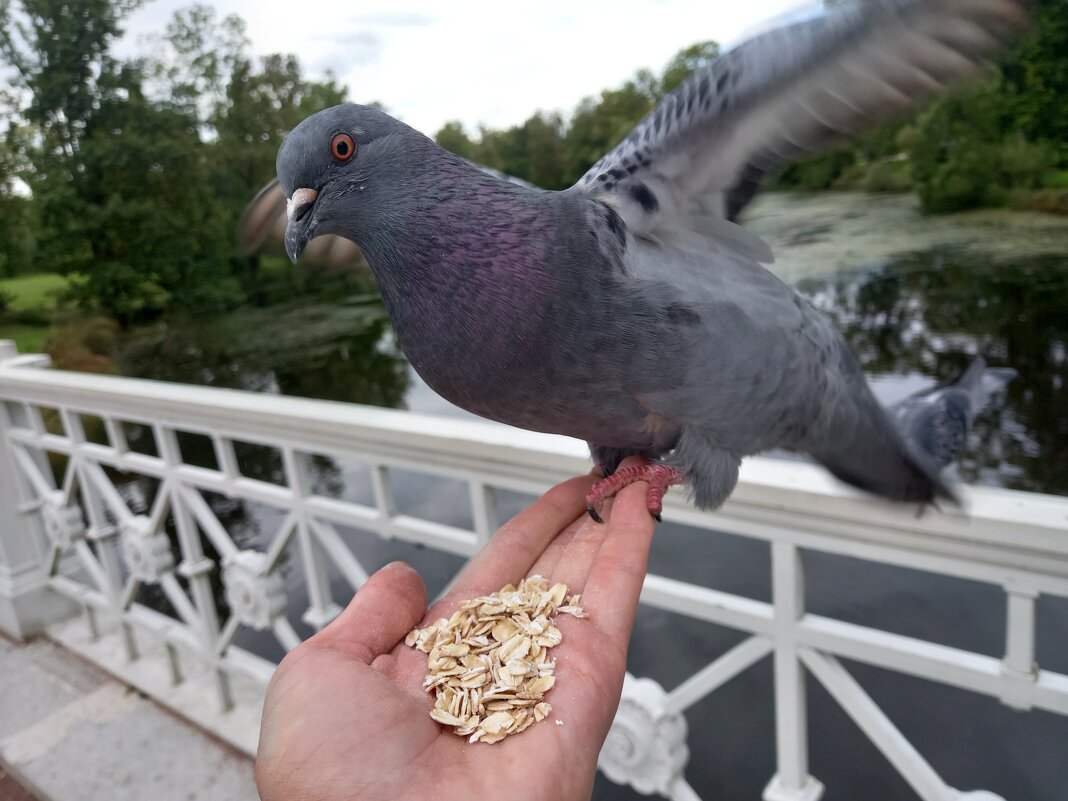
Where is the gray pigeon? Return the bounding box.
[890,357,1018,471]
[275,0,1028,517]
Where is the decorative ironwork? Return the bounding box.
[599,674,689,796]
[41,491,87,550]
[120,515,174,583]
[223,551,286,631]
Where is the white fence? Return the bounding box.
[1,340,1066,801]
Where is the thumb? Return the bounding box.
[315,561,427,663]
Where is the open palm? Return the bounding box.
[256,460,656,801]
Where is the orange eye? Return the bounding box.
[330,133,356,162]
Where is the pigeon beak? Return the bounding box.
[284,187,319,262]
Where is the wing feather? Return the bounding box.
[574,0,1029,232]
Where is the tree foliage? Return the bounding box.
[660,41,720,96]
[0,0,350,322]
[433,46,711,189]
[1001,0,1068,146]
[1,0,1066,325]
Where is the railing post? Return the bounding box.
[765,541,824,801]
[1000,582,1039,710]
[0,340,76,639]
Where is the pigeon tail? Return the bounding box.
[814,418,958,506]
[808,343,959,505]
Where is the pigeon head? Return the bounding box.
[276,103,423,262]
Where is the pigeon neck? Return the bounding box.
[355,168,558,382]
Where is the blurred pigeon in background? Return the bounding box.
[258,0,1028,518]
[890,357,1018,473]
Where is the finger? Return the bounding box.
[549,456,645,593]
[314,561,427,664]
[444,473,596,601]
[579,471,657,643]
[527,514,585,577]
[546,509,612,593]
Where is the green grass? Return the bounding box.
[0,322,51,354]
[0,273,71,311]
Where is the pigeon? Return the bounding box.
[889,357,1018,472]
[272,0,1028,518]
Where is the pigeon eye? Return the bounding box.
[330,133,356,162]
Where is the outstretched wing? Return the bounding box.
[574,0,1028,233]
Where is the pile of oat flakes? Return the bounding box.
[405,574,586,744]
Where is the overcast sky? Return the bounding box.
[119,0,816,136]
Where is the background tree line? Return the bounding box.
[1,0,1066,328]
[432,1,1068,214]
[0,0,346,322]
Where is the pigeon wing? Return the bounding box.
[574,0,1028,232]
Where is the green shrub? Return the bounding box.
[1010,188,1068,216]
[999,134,1055,189]
[771,148,858,191]
[910,82,1056,214]
[44,315,120,373]
[862,159,913,193]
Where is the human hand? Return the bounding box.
[256,458,657,801]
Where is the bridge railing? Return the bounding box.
[1,340,1066,801]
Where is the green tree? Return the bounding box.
[0,0,141,155]
[492,112,569,189]
[0,0,240,321]
[1000,0,1068,147]
[0,111,35,277]
[212,53,347,291]
[148,5,346,209]
[660,41,720,96]
[564,82,655,179]
[146,3,249,124]
[435,121,478,161]
[472,127,506,172]
[67,64,234,321]
[907,81,1052,213]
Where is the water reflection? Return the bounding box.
[120,296,410,407]
[797,249,1067,495]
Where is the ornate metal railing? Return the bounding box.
[1,339,1066,801]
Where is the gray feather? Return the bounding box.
[577,0,1028,230]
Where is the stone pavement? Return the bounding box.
[0,634,258,801]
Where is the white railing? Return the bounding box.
[1,339,1066,801]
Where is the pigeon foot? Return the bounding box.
[585,463,685,523]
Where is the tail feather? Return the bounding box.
[814,405,958,504]
[809,340,958,504]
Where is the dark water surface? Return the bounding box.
[113,221,1068,800]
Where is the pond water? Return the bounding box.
[113,192,1068,801]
